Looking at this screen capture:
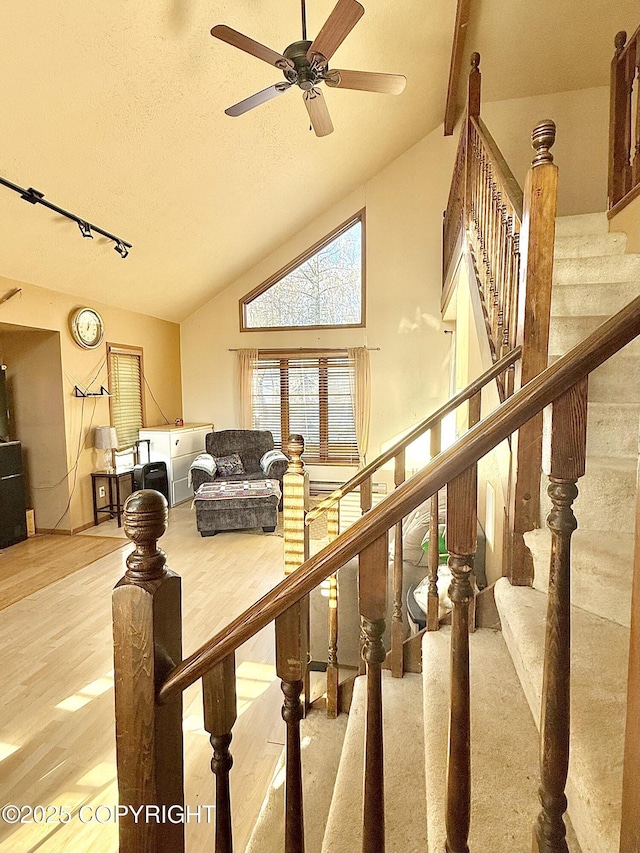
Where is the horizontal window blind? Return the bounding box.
[252,354,358,464]
[109,351,143,450]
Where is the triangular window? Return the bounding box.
[240,211,365,330]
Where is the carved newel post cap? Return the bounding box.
[615,31,627,52]
[123,489,168,582]
[470,52,480,70]
[531,120,556,167]
[287,434,305,472]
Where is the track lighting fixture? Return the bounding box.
[0,174,132,258]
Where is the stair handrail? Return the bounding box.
[471,115,523,222]
[305,345,521,525]
[158,294,640,704]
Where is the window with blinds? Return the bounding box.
[252,353,358,464]
[108,347,144,450]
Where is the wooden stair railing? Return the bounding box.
[292,346,520,708]
[114,295,640,853]
[609,25,640,216]
[443,54,558,587]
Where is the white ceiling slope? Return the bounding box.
[0,1,456,322]
[0,1,636,322]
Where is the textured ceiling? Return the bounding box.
[464,0,639,103]
[0,2,636,322]
[0,1,456,322]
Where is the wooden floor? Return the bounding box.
[0,504,291,853]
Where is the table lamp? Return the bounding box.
[94,426,118,473]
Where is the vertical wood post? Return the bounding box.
[326,505,340,718]
[619,445,640,853]
[283,434,310,575]
[533,379,588,853]
[508,121,558,586]
[360,476,373,514]
[359,532,388,853]
[427,421,442,631]
[112,490,184,853]
[202,654,237,853]
[445,457,477,853]
[283,434,311,711]
[390,448,406,677]
[609,31,631,206]
[633,35,640,188]
[276,603,308,853]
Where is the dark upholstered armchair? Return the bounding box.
[190,429,288,498]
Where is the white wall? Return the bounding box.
[181,126,457,484]
[181,84,611,486]
[483,86,610,216]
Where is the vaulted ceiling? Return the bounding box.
[0,1,636,322]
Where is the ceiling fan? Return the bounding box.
[211,0,407,137]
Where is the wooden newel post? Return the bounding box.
[467,52,481,120]
[534,378,588,853]
[609,31,630,206]
[283,434,310,575]
[112,490,184,853]
[508,120,558,586]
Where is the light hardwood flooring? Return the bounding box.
[0,503,291,853]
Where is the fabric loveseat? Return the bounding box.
[190,429,289,501]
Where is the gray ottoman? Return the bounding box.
[194,479,280,536]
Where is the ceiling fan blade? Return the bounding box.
[304,89,334,137]
[211,25,293,69]
[325,69,406,95]
[307,0,364,63]
[225,83,292,117]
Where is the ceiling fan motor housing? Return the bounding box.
[283,40,326,90]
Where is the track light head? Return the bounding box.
[114,240,128,259]
[78,220,93,239]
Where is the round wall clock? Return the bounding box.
[70,307,105,349]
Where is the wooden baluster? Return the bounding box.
[276,602,308,853]
[112,490,184,853]
[427,421,442,631]
[326,505,340,718]
[391,448,406,677]
[202,654,237,853]
[620,448,640,852]
[609,31,630,206]
[361,475,373,514]
[445,448,478,853]
[358,477,376,677]
[533,378,588,853]
[508,121,558,586]
[359,532,389,853]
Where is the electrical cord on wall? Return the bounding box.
[141,368,171,425]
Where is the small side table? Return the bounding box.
[91,470,135,528]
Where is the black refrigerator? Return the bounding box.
[0,441,27,548]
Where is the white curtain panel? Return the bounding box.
[348,346,371,466]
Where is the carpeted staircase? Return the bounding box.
[246,213,639,853]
